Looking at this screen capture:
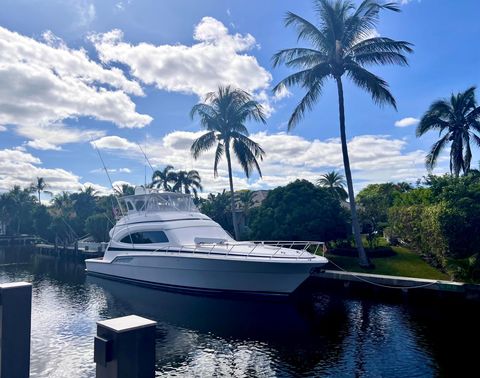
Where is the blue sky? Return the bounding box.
[0,0,479,196]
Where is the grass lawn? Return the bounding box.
[326,246,450,281]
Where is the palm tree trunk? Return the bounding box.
[225,144,240,240]
[38,190,41,203]
[335,77,371,267]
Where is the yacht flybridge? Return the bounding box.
[85,188,328,295]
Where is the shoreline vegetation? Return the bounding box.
[1,173,479,283]
[0,1,479,284]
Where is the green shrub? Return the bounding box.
[249,180,349,242]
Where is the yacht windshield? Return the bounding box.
[120,193,199,214]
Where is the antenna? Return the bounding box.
[91,140,135,248]
[137,143,155,173]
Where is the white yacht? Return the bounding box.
[85,188,328,295]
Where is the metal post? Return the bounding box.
[95,315,157,378]
[0,282,32,378]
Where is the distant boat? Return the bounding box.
[85,188,328,295]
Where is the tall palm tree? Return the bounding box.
[31,177,51,203]
[152,165,176,190]
[272,0,412,266]
[172,170,203,198]
[317,171,348,200]
[190,86,266,239]
[417,87,480,177]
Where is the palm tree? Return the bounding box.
[31,177,51,203]
[317,171,348,200]
[272,0,412,266]
[51,192,75,218]
[172,170,203,198]
[152,165,176,190]
[4,186,36,234]
[190,86,266,239]
[416,87,480,177]
[113,183,135,196]
[236,190,255,217]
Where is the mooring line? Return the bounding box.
[327,259,441,290]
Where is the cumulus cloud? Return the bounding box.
[0,26,152,150]
[394,117,420,128]
[92,131,433,193]
[0,148,82,192]
[89,17,275,111]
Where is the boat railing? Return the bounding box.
[151,240,326,260]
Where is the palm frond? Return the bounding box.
[426,133,450,170]
[344,1,400,47]
[349,37,413,55]
[213,142,225,178]
[353,51,409,66]
[272,47,327,67]
[288,79,325,129]
[345,63,396,109]
[417,100,452,136]
[283,11,329,52]
[232,133,266,159]
[191,131,216,159]
[232,139,263,178]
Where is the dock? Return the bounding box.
[35,243,104,259]
[0,235,38,246]
[311,269,480,301]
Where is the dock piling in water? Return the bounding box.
[95,315,157,378]
[0,282,32,378]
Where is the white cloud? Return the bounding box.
[394,117,420,127]
[0,148,82,192]
[91,136,139,151]
[89,17,275,110]
[73,0,96,27]
[21,123,106,151]
[90,167,132,174]
[0,26,152,150]
[92,131,436,193]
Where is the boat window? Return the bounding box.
[120,231,169,244]
[135,200,145,211]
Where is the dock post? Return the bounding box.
[95,315,157,378]
[0,282,32,378]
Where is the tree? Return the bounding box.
[152,165,176,190]
[317,171,348,200]
[200,190,234,235]
[72,186,98,235]
[4,186,36,234]
[416,86,480,177]
[113,183,135,196]
[31,177,51,203]
[190,86,266,239]
[236,190,255,217]
[272,0,412,266]
[172,170,203,198]
[249,180,348,242]
[356,183,407,232]
[85,214,110,242]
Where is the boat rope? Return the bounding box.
[326,259,441,290]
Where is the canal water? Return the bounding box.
[0,247,477,377]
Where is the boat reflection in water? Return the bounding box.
[87,276,348,376]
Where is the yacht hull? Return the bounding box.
[85,254,326,295]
